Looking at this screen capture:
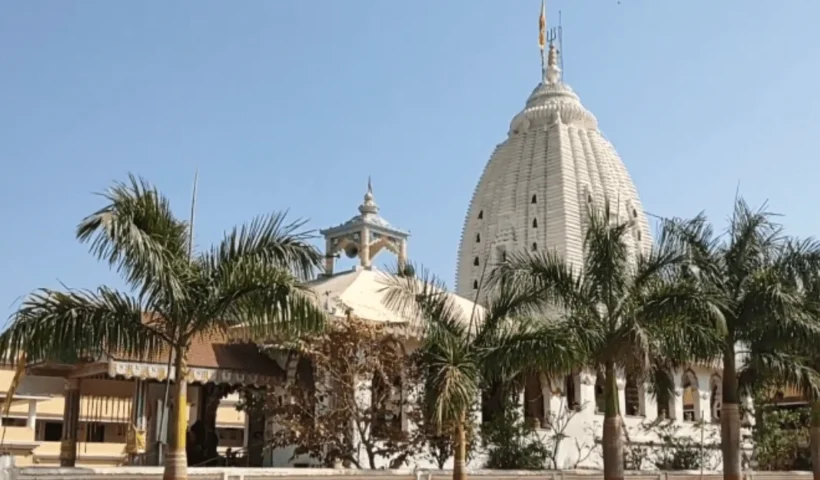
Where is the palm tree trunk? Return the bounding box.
[811,401,820,480]
[163,347,189,480]
[721,345,741,480]
[452,413,467,480]
[602,362,623,480]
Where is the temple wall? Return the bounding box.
[265,364,728,471]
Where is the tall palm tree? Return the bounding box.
[492,202,724,480]
[664,198,820,480]
[383,266,584,480]
[0,175,327,480]
[745,251,820,480]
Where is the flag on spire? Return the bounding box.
[538,0,546,50]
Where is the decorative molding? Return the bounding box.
[108,360,279,388]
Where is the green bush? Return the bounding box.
[480,408,550,470]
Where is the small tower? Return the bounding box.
[320,179,409,276]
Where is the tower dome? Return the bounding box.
[455,40,652,300]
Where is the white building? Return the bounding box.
[262,175,724,470]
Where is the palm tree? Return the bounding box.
[664,198,820,480]
[0,175,327,480]
[492,202,724,480]
[383,266,584,480]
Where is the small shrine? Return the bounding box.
[319,178,409,275]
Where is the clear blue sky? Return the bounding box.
[2,1,819,319]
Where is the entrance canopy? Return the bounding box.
[28,332,285,388]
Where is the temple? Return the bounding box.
[0,2,799,473]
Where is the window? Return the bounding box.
[637,231,642,242]
[587,193,593,203]
[682,370,700,422]
[478,210,484,219]
[40,421,62,441]
[372,372,402,438]
[473,257,479,266]
[84,422,105,443]
[524,373,545,428]
[624,375,643,417]
[476,233,481,243]
[531,195,537,204]
[1,418,25,427]
[594,374,605,414]
[632,209,638,218]
[710,374,722,423]
[532,218,538,228]
[473,280,479,290]
[532,242,538,251]
[564,374,579,411]
[655,371,674,420]
[481,382,504,424]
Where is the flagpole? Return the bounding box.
[539,0,547,83]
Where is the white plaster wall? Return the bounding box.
[266,365,728,471]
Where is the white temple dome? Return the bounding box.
[455,44,652,300]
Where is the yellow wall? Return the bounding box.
[0,366,248,467]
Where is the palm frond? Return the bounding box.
[380,263,469,338]
[419,339,479,428]
[76,174,189,305]
[583,200,631,309]
[491,249,594,316]
[0,287,164,363]
[738,350,820,400]
[210,260,327,341]
[479,315,586,385]
[205,212,321,282]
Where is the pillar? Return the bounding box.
[26,400,36,429]
[243,412,250,449]
[359,228,371,268]
[616,377,626,416]
[325,238,335,275]
[398,239,408,271]
[128,379,148,465]
[59,379,80,467]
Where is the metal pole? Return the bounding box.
[157,169,198,464]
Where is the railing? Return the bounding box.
[6,468,817,480]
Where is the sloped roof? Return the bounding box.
[112,331,284,379]
[308,267,484,327]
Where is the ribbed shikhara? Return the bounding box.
[455,80,652,302]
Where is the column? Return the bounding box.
[60,379,80,467]
[359,228,371,268]
[616,377,626,416]
[325,238,335,275]
[398,239,408,271]
[243,412,250,449]
[128,379,148,465]
[26,399,36,429]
